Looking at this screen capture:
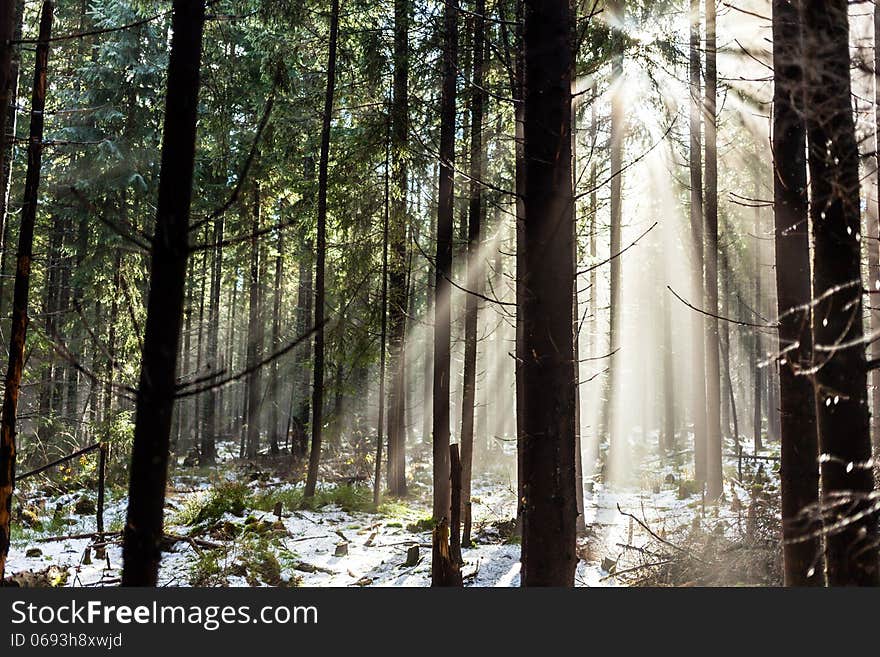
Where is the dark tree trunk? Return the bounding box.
[201,212,223,464]
[386,0,410,498]
[0,0,24,322]
[689,0,708,482]
[519,0,577,587]
[704,0,722,499]
[459,0,486,548]
[121,0,205,586]
[872,0,880,458]
[802,0,880,586]
[771,0,822,587]
[375,123,391,506]
[269,214,283,455]
[305,0,339,497]
[245,185,263,459]
[293,244,313,458]
[0,0,52,579]
[753,199,763,453]
[431,0,457,523]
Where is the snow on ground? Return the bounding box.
[7,442,776,587]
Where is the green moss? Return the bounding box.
[251,484,374,514]
[174,481,249,526]
[406,516,435,533]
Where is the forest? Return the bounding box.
[0,0,877,588]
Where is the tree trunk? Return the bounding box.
[269,213,283,455]
[519,0,577,587]
[386,0,410,497]
[305,0,339,497]
[753,197,763,453]
[201,212,223,464]
[689,0,708,484]
[771,0,822,587]
[459,0,486,548]
[375,122,391,507]
[0,0,24,322]
[604,0,624,477]
[431,0,457,523]
[802,0,880,586]
[121,0,205,586]
[704,0,723,499]
[0,0,52,579]
[245,184,263,459]
[872,0,880,461]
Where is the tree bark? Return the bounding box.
[201,212,223,464]
[771,0,822,586]
[802,0,880,586]
[386,0,410,498]
[604,0,624,477]
[704,0,723,499]
[305,0,339,497]
[121,0,205,586]
[431,0,457,522]
[459,0,486,548]
[245,184,263,459]
[689,0,708,483]
[0,0,51,580]
[519,0,577,587]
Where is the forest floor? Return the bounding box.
[6,437,783,587]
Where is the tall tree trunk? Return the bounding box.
[245,184,263,459]
[689,0,708,482]
[304,0,340,497]
[269,214,283,455]
[121,0,205,586]
[802,0,880,586]
[375,122,391,506]
[519,0,577,587]
[772,0,822,586]
[871,0,880,460]
[0,0,52,579]
[294,244,313,458]
[704,0,722,499]
[0,0,24,322]
[431,0,457,524]
[513,0,526,523]
[201,212,223,464]
[103,248,122,421]
[386,0,410,497]
[604,0,624,476]
[753,196,763,453]
[459,0,486,548]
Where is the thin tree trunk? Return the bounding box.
[519,0,577,587]
[704,0,722,499]
[121,0,205,586]
[604,0,624,476]
[304,0,340,497]
[0,0,51,580]
[872,0,880,460]
[386,0,410,497]
[459,0,486,548]
[430,0,457,525]
[201,212,223,464]
[753,195,763,453]
[269,213,283,455]
[0,0,24,322]
[689,0,708,483]
[245,184,263,459]
[375,120,391,507]
[803,0,880,586]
